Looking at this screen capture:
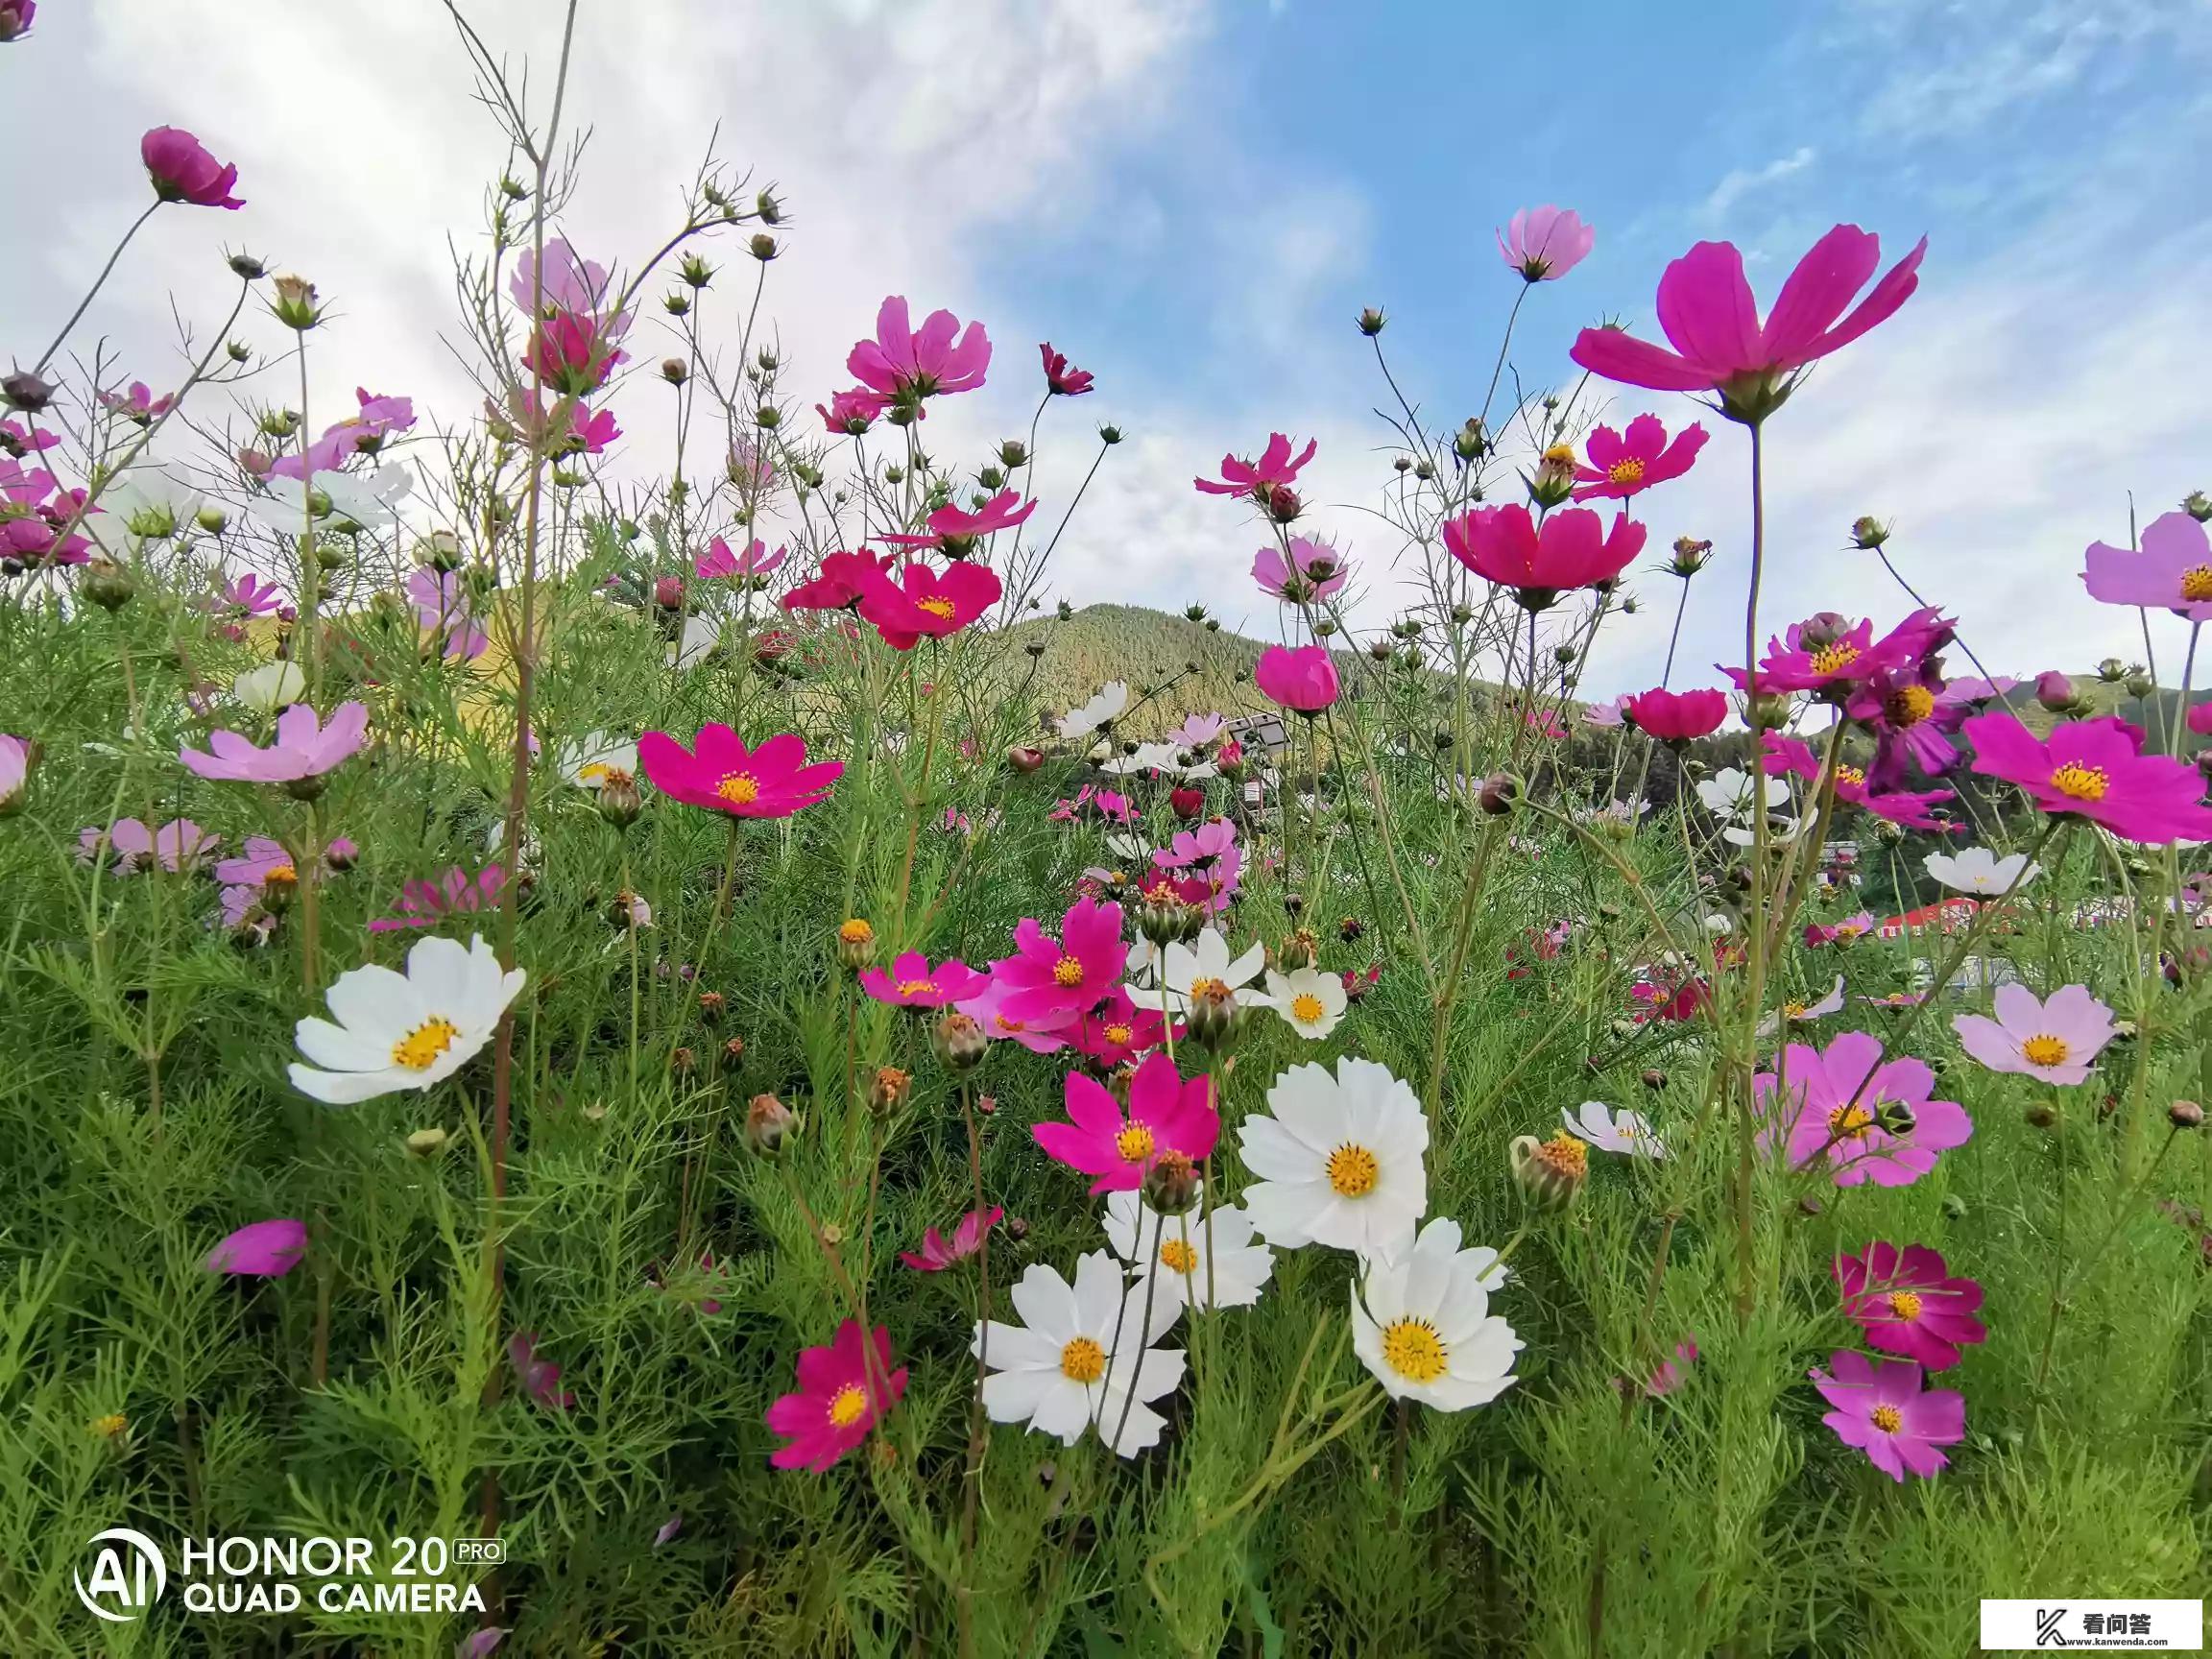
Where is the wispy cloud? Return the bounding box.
[1699,146,1816,224]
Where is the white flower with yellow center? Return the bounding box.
[1560,1100,1667,1160]
[1057,681,1129,743]
[1924,846,2040,895]
[1136,927,1270,1015]
[973,1251,1185,1457]
[288,933,526,1105]
[1238,1056,1428,1262]
[232,661,305,712]
[1350,1217,1522,1409]
[1103,1190,1274,1310]
[559,733,638,791]
[1264,966,1346,1040]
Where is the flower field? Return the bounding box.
[3,11,2210,1657]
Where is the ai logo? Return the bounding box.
[74,1527,168,1623]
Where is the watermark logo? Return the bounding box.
[1982,1599,2203,1650]
[74,1527,168,1623]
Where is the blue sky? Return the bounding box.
[11,0,2212,695]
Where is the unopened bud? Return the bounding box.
[1275,927,1318,973]
[1874,1098,1917,1139]
[1640,1068,1667,1091]
[1509,1131,1588,1212]
[2024,1101,2058,1129]
[931,1011,987,1071]
[2096,657,2128,685]
[270,274,322,331]
[1477,773,1518,816]
[2172,1099,2205,1131]
[1142,1150,1201,1215]
[869,1066,911,1118]
[2183,492,2211,523]
[719,1036,747,1072]
[597,772,642,828]
[1670,536,1713,577]
[83,557,136,612]
[748,233,780,261]
[1848,516,1890,550]
[745,1094,799,1157]
[661,357,688,385]
[1186,979,1238,1048]
[836,918,877,969]
[405,1127,451,1157]
[2,370,55,413]
[1357,306,1386,337]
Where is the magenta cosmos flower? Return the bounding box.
[506,1333,574,1410]
[1032,1049,1219,1193]
[1810,1350,1964,1481]
[1572,416,1707,501]
[181,701,369,787]
[766,1319,907,1471]
[1834,1243,1986,1371]
[1444,504,1645,609]
[1761,735,1955,830]
[989,896,1128,1024]
[1571,225,1927,423]
[1071,987,1172,1067]
[2082,511,2212,619]
[1254,536,1352,602]
[1623,686,1727,743]
[1254,644,1340,714]
[782,549,893,614]
[955,977,1073,1054]
[1952,983,2116,1085]
[1754,1030,1972,1188]
[1724,607,1950,699]
[142,126,244,209]
[878,489,1036,556]
[901,1206,1001,1272]
[205,1218,307,1278]
[696,537,786,580]
[849,297,990,403]
[1497,205,1594,281]
[639,726,843,819]
[370,865,506,933]
[859,950,988,1009]
[856,561,1003,650]
[1962,712,2212,844]
[816,387,886,435]
[1040,343,1093,396]
[1195,432,1317,501]
[217,571,284,616]
[81,817,220,874]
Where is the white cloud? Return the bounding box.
[1699,146,1816,224]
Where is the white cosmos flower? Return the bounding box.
[107,466,206,540]
[1560,1100,1667,1159]
[1058,681,1129,742]
[559,732,637,789]
[232,661,305,712]
[289,933,526,1105]
[1102,1190,1274,1311]
[667,613,721,669]
[1350,1217,1522,1409]
[1136,927,1270,1014]
[254,464,415,533]
[1238,1056,1429,1262]
[1264,965,1346,1039]
[1100,741,1180,777]
[1696,767,1789,824]
[1925,846,2040,895]
[1105,831,1151,863]
[974,1250,1185,1457]
[1756,974,1846,1037]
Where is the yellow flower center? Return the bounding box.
[1810,642,1862,675]
[916,595,957,621]
[1887,1291,1923,1322]
[2049,762,2108,803]
[1886,685,1936,726]
[1159,1238,1199,1274]
[265,863,298,887]
[1116,1121,1156,1164]
[1869,1404,1904,1433]
[1605,457,1647,487]
[1784,999,1808,1021]
[1188,975,1229,999]
[839,919,874,943]
[2184,565,2212,602]
[1290,992,1327,1023]
[1828,1101,1874,1136]
[391,1016,460,1071]
[827,1382,869,1429]
[90,1412,128,1438]
[1536,1132,1589,1180]
[2022,1033,2070,1067]
[1104,1022,1134,1046]
[1052,954,1086,987]
[716,771,760,805]
[1834,764,1865,787]
[895,978,936,998]
[1327,1142,1380,1197]
[992,1015,1026,1035]
[1060,1336,1105,1383]
[578,761,612,782]
[1379,1317,1449,1384]
[1542,443,1575,467]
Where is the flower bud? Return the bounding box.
[2127,674,2155,701]
[82,557,136,612]
[2,370,55,413]
[998,440,1029,469]
[405,1126,451,1157]
[2172,1099,2205,1131]
[1097,423,1124,445]
[661,357,689,385]
[1142,1150,1202,1215]
[195,505,228,536]
[1477,773,1518,816]
[2024,1101,2057,1129]
[719,1036,747,1072]
[836,918,877,970]
[1527,444,1577,509]
[1275,927,1318,973]
[697,990,725,1024]
[755,189,783,224]
[2096,657,2128,685]
[270,274,323,331]
[1669,536,1713,577]
[597,771,642,828]
[1874,1098,1917,1139]
[679,253,714,289]
[1454,418,1486,462]
[1848,516,1890,550]
[1509,1131,1588,1212]
[1745,693,1793,732]
[1186,979,1238,1048]
[931,1011,987,1071]
[1006,1215,1029,1242]
[1265,484,1300,523]
[1357,306,1386,337]
[2183,491,2211,524]
[1169,785,1205,821]
[748,232,780,261]
[869,1066,911,1118]
[669,1046,695,1075]
[745,1094,799,1157]
[653,575,686,612]
[2033,670,2076,711]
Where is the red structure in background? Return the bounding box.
[1876,898,1978,940]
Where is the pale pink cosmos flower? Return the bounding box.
[1170,712,1226,747]
[181,702,369,786]
[1253,536,1351,602]
[1951,983,2116,1085]
[80,818,219,874]
[847,296,991,401]
[900,1206,1002,1272]
[205,1218,307,1277]
[407,568,489,661]
[2081,512,2212,620]
[1498,205,1594,281]
[369,865,506,932]
[955,976,1075,1055]
[509,238,617,318]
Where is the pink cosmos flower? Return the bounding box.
[1443,504,1646,607]
[817,387,887,435]
[1834,1243,1986,1371]
[856,561,1003,650]
[878,489,1036,555]
[1195,432,1317,500]
[2081,512,2212,619]
[369,865,506,932]
[510,238,614,318]
[1526,709,1568,740]
[1570,225,1927,423]
[1762,734,1954,828]
[182,701,369,786]
[214,835,306,890]
[859,950,989,1009]
[1032,1049,1218,1193]
[0,5,35,46]
[1754,1031,1972,1188]
[99,381,175,424]
[218,571,283,616]
[407,568,490,661]
[1962,712,2212,844]
[696,537,786,580]
[1810,1350,1963,1482]
[206,1218,307,1277]
[1845,661,1966,785]
[1255,643,1340,713]
[1645,1339,1698,1397]
[525,310,628,397]
[900,1207,1002,1272]
[1040,343,1094,396]
[141,126,244,209]
[782,549,893,613]
[1171,712,1226,747]
[1071,986,1172,1067]
[848,297,991,402]
[2190,702,2212,739]
[766,1319,907,1471]
[1583,696,1627,730]
[80,817,219,874]
[638,726,844,819]
[1572,416,1707,501]
[1724,607,1950,698]
[507,1332,575,1411]
[1952,983,2116,1086]
[989,897,1129,1024]
[1253,536,1351,602]
[345,388,417,447]
[0,733,26,806]
[265,425,362,482]
[458,1627,508,1659]
[1623,686,1727,743]
[955,976,1074,1054]
[1,417,59,456]
[1498,205,1594,281]
[1803,912,1876,949]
